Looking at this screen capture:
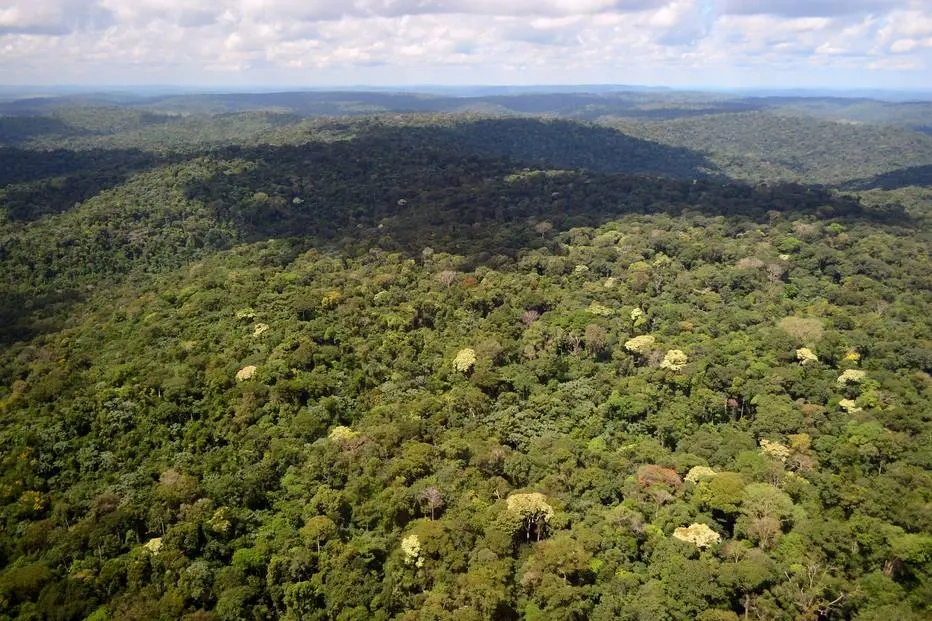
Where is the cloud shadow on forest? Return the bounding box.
[0,148,167,222]
[0,117,917,347]
[189,117,913,262]
[0,116,90,145]
[838,164,932,191]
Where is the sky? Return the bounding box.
[1,0,932,90]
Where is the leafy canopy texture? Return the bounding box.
[0,107,930,621]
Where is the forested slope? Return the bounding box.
[0,113,930,621]
[7,98,932,190]
[604,112,932,185]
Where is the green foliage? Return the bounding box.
[608,111,932,185]
[0,103,929,621]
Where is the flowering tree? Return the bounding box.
[673,523,722,548]
[660,349,688,371]
[506,492,555,542]
[685,466,717,484]
[796,348,818,365]
[837,369,866,385]
[625,335,655,355]
[235,365,257,381]
[453,348,477,373]
[401,534,424,567]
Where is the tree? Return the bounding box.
[584,323,608,357]
[453,348,477,374]
[534,221,554,238]
[418,486,444,521]
[505,493,556,542]
[778,317,823,344]
[697,472,746,519]
[518,531,593,619]
[738,483,794,549]
[660,349,688,371]
[673,523,722,549]
[718,547,776,620]
[301,515,337,553]
[624,335,656,356]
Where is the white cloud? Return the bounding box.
[890,38,919,53]
[0,0,113,35]
[0,0,929,88]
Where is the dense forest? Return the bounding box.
[0,92,930,621]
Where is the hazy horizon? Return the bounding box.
[2,84,932,103]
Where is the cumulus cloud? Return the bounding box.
[0,0,929,88]
[222,0,668,22]
[0,0,113,35]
